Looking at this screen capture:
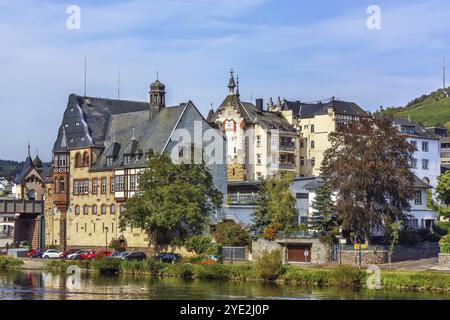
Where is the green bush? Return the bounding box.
[329,266,364,287]
[184,235,221,256]
[0,256,23,270]
[281,267,331,285]
[436,221,450,236]
[91,258,121,271]
[194,264,231,280]
[254,249,284,281]
[46,260,70,272]
[120,258,165,275]
[167,263,195,279]
[398,229,421,245]
[213,221,251,247]
[381,271,450,290]
[439,234,450,253]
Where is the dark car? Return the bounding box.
[60,249,79,259]
[31,248,47,258]
[108,251,130,259]
[154,252,182,264]
[123,251,147,261]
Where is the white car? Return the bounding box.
[42,249,62,259]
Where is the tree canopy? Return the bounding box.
[252,173,297,235]
[119,153,223,245]
[321,117,416,244]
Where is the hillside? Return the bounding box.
[377,87,450,130]
[0,160,24,178]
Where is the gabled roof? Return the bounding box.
[283,99,368,119]
[15,156,34,183]
[211,94,296,133]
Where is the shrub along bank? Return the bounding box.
[44,258,450,292]
[0,256,24,270]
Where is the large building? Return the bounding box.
[281,98,368,177]
[46,79,226,250]
[208,71,300,181]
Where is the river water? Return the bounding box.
[0,270,449,300]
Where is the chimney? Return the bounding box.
[256,98,263,111]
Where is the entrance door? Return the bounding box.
[287,244,312,263]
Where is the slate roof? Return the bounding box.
[15,156,34,183]
[211,94,296,133]
[53,94,150,152]
[392,118,440,140]
[283,99,368,119]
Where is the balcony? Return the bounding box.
[278,163,296,170]
[279,143,296,152]
[227,193,256,205]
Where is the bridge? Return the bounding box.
[0,198,45,248]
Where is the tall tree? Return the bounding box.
[435,171,450,219]
[252,173,297,234]
[309,176,338,243]
[119,153,223,245]
[321,117,416,244]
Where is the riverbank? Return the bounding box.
[43,258,450,292]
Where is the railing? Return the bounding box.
[0,199,44,214]
[278,163,296,170]
[0,232,12,239]
[221,246,247,261]
[227,193,256,205]
[279,144,296,151]
[276,231,319,239]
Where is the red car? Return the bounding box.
[60,248,80,259]
[27,248,47,258]
[81,250,112,260]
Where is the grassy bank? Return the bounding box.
[0,256,24,270]
[44,259,450,292]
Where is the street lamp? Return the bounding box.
[105,227,109,252]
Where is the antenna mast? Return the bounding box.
[117,70,121,100]
[84,57,87,97]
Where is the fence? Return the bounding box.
[221,246,247,261]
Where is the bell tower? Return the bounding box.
[149,72,166,113]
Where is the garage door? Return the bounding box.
[287,245,312,263]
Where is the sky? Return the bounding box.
[1,0,449,161]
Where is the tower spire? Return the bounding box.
[236,74,240,97]
[27,142,30,157]
[227,69,236,94]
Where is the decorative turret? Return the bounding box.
[149,73,166,113]
[228,69,236,94]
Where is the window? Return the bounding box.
[422,159,429,170]
[59,177,65,193]
[310,125,315,133]
[120,205,125,214]
[83,180,89,194]
[410,140,417,149]
[256,172,262,180]
[92,205,97,215]
[75,153,82,167]
[234,147,237,154]
[296,193,309,199]
[92,178,98,194]
[256,136,262,147]
[130,175,137,191]
[74,180,79,195]
[101,205,106,215]
[106,157,113,166]
[408,218,419,229]
[111,205,115,215]
[300,157,305,166]
[75,205,80,215]
[115,176,125,191]
[83,205,89,215]
[410,158,417,169]
[414,191,422,205]
[101,177,107,194]
[311,141,315,149]
[422,141,429,152]
[300,141,304,148]
[300,216,308,225]
[111,177,115,192]
[58,154,66,167]
[123,155,131,165]
[311,157,316,167]
[256,154,262,165]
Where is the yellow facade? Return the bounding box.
[65,149,149,249]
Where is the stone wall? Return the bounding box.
[252,238,284,261]
[438,253,450,270]
[340,242,440,266]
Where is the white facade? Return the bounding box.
[406,186,437,230]
[406,136,441,188]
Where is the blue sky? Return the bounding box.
[1,0,449,161]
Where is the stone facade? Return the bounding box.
[227,163,246,181]
[252,238,330,264]
[438,253,450,270]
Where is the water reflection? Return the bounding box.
[0,271,449,300]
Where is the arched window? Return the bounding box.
[101,205,106,215]
[27,189,36,201]
[92,205,97,215]
[422,177,430,185]
[83,205,89,215]
[111,205,115,215]
[83,152,90,167]
[75,153,82,167]
[59,177,65,193]
[75,205,80,215]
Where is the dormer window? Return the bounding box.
[123,155,131,165]
[76,122,80,126]
[106,157,113,166]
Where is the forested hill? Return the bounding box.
[376,87,450,130]
[0,159,23,178]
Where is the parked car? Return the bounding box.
[108,251,130,259]
[81,250,112,260]
[123,251,147,261]
[31,248,47,258]
[42,249,63,259]
[154,252,181,264]
[67,249,91,260]
[27,249,39,258]
[60,249,79,259]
